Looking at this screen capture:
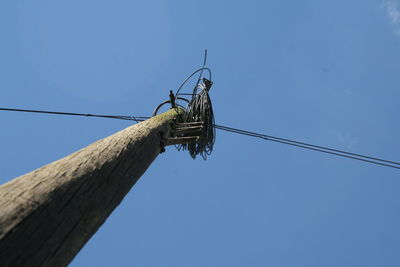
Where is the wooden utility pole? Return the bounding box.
[0,108,187,267]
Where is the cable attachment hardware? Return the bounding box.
[203,78,213,92]
[169,90,176,108]
[162,122,203,146]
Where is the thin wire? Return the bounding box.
[193,49,208,97]
[1,107,398,169]
[0,107,149,122]
[215,125,400,166]
[215,125,400,170]
[175,67,211,98]
[175,50,210,99]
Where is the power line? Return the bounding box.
[0,107,149,122]
[1,106,399,170]
[215,125,400,165]
[215,125,400,170]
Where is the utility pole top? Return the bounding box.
[0,108,184,267]
[0,53,216,266]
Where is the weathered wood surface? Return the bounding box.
[0,109,181,267]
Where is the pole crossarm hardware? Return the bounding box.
[162,121,203,147]
[0,108,187,267]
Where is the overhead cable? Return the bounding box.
[0,107,149,122]
[0,106,398,169]
[215,124,400,170]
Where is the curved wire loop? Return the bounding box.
[152,97,189,117]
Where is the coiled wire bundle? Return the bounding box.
[181,78,215,159]
[175,51,215,159]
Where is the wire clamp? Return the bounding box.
[203,78,213,91]
[162,122,203,147]
[169,90,176,108]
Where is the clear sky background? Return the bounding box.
[1,1,400,266]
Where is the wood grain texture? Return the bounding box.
[0,109,182,267]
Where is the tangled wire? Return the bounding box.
[175,50,216,159]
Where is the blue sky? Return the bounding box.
[1,1,400,266]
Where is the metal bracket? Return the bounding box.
[169,90,176,108]
[162,122,204,147]
[174,122,203,135]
